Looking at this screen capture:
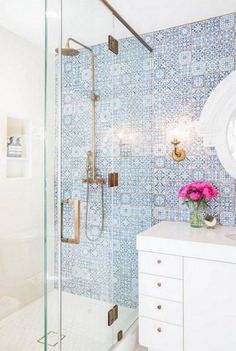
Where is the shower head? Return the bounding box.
[55,38,80,56]
[55,37,94,57]
[60,47,79,56]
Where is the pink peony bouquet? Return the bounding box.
[178,181,218,227]
[178,181,218,202]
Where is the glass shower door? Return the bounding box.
[0,1,46,350]
[45,1,153,349]
[110,17,153,344]
[53,1,116,350]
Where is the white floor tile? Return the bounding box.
[0,290,137,351]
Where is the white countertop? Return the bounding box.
[137,221,236,263]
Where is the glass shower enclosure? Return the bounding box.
[0,1,153,350]
[46,1,153,348]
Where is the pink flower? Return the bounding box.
[202,184,218,200]
[178,185,189,198]
[189,192,202,201]
[178,181,218,202]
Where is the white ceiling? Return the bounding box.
[0,0,235,49]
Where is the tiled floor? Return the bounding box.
[0,290,136,351]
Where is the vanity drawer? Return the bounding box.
[139,295,183,325]
[139,251,183,279]
[139,273,183,302]
[139,317,183,351]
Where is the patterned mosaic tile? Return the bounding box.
[57,12,236,309]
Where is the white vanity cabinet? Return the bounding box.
[137,221,236,351]
[184,258,236,351]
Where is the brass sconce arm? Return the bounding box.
[171,138,186,162]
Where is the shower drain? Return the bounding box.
[37,331,66,347]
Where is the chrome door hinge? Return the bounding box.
[108,35,119,55]
[117,330,123,342]
[108,305,118,326]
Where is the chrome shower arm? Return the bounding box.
[66,38,94,54]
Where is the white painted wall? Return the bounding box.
[0,0,235,49]
[0,25,45,318]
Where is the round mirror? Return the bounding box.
[199,71,236,179]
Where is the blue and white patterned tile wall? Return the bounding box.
[152,13,236,226]
[59,13,236,308]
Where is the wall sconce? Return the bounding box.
[167,124,189,162]
[171,138,186,162]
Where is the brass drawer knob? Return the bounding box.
[157,259,162,264]
[157,328,162,333]
[157,282,162,287]
[157,305,162,310]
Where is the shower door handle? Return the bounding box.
[61,199,80,244]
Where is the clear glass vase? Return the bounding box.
[190,203,203,228]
